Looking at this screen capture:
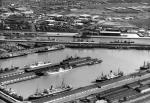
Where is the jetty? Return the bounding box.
[2,39,150,50]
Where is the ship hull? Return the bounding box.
[28,87,72,100]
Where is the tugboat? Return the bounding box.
[46,66,72,75]
[28,82,72,100]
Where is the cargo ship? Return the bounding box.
[24,56,102,73]
[95,70,124,82]
[28,83,72,100]
[24,62,52,72]
[24,56,91,72]
[140,62,150,70]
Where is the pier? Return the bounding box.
[0,56,102,85]
[1,0,150,102]
[1,53,150,103]
[2,39,150,50]
[0,56,102,103]
[0,44,65,59]
[30,70,150,103]
[0,90,21,103]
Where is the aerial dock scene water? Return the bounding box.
[1,0,150,103]
[0,48,150,103]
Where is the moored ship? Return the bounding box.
[24,62,52,72]
[95,70,124,82]
[140,61,150,70]
[24,56,102,73]
[28,83,72,100]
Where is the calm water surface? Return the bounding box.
[0,48,150,99]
